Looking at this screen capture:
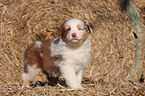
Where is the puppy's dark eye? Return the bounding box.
[67,28,71,31]
[78,28,82,30]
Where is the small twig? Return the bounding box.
[59,88,87,91]
[57,83,65,89]
[82,83,95,85]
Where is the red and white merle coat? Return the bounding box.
[22,18,94,89]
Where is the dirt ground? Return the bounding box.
[0,0,145,95]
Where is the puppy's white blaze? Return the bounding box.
[67,29,84,41]
[35,41,42,48]
[22,64,41,81]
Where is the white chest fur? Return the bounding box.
[50,36,91,68]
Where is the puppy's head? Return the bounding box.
[59,18,94,47]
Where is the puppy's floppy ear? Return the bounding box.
[57,23,65,37]
[83,20,94,33]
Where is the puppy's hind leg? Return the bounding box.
[22,64,41,88]
[43,71,59,86]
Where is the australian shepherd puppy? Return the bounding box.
[22,18,94,89]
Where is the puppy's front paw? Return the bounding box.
[22,80,30,88]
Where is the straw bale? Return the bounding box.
[0,0,144,95]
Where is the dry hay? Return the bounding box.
[0,0,145,95]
